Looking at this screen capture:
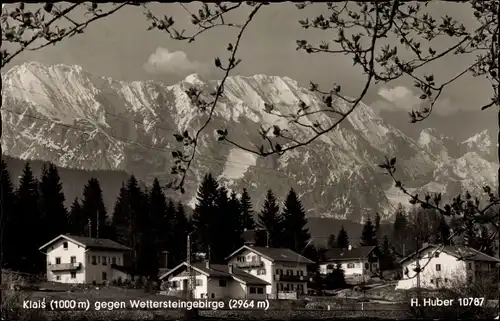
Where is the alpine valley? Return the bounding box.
[1,62,497,223]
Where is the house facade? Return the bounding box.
[159,262,268,299]
[396,244,500,290]
[226,245,314,298]
[319,245,380,277]
[39,234,131,284]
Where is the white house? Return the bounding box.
[39,234,131,284]
[159,261,269,299]
[319,245,380,277]
[396,244,500,290]
[226,245,315,299]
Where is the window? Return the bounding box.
[435,264,441,271]
[55,257,61,264]
[298,270,304,276]
[257,287,264,294]
[56,275,61,280]
[347,263,355,268]
[297,284,304,293]
[195,279,203,286]
[63,242,68,250]
[250,287,256,294]
[468,263,472,270]
[326,264,334,269]
[257,269,266,275]
[372,263,378,269]
[286,269,293,275]
[276,268,283,275]
[288,283,293,291]
[468,276,473,283]
[219,280,227,287]
[430,279,434,284]
[112,257,116,265]
[278,283,284,291]
[102,272,107,281]
[211,293,215,298]
[252,256,258,262]
[365,263,369,269]
[92,256,97,265]
[102,256,107,266]
[71,272,76,279]
[172,281,178,288]
[237,256,245,262]
[444,278,448,282]
[70,256,76,264]
[97,256,100,264]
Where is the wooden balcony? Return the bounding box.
[274,274,311,282]
[235,261,264,268]
[48,262,82,271]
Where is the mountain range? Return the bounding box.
[1,62,497,223]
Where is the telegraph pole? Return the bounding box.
[185,232,198,320]
[415,236,422,319]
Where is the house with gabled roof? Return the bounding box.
[319,245,380,277]
[226,245,315,298]
[39,234,131,284]
[158,261,269,299]
[396,244,500,290]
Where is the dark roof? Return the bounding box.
[399,244,500,264]
[39,234,131,252]
[323,246,376,262]
[228,245,315,264]
[161,262,269,285]
[65,235,131,251]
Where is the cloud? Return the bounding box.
[375,85,458,115]
[143,47,208,76]
[377,86,421,111]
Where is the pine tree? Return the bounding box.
[380,235,394,270]
[281,188,311,253]
[68,197,86,236]
[192,173,219,255]
[336,225,350,249]
[360,218,377,246]
[1,160,17,269]
[16,162,43,273]
[434,215,451,245]
[81,178,110,238]
[229,191,243,237]
[148,178,169,274]
[392,204,409,255]
[214,185,242,262]
[39,163,68,241]
[239,188,255,230]
[257,189,283,247]
[328,234,337,249]
[374,212,381,240]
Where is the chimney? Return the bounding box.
[205,260,210,269]
[228,264,234,274]
[348,245,352,251]
[163,251,169,268]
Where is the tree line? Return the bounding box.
[0,161,312,278]
[325,204,496,273]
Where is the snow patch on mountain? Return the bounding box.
[221,149,258,180]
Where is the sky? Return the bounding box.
[2,2,497,139]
